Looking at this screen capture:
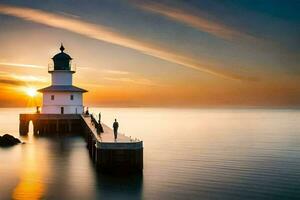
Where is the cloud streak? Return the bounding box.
[104,77,156,86]
[0,70,47,88]
[0,78,23,86]
[103,70,130,75]
[11,74,47,83]
[0,62,46,69]
[0,4,255,81]
[134,1,257,42]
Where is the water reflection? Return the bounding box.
[12,136,48,200]
[95,173,143,200]
[0,108,300,199]
[10,133,144,200]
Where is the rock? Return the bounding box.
[0,134,21,147]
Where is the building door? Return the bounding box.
[61,107,64,114]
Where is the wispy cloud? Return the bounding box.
[81,67,130,75]
[81,68,158,86]
[0,64,47,89]
[0,62,46,69]
[103,69,130,75]
[0,78,23,86]
[10,74,47,82]
[134,1,256,42]
[104,77,156,86]
[0,4,255,81]
[80,67,130,75]
[0,71,47,87]
[56,11,81,19]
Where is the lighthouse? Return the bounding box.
[38,44,87,114]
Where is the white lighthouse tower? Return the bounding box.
[38,44,87,114]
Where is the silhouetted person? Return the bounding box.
[85,107,89,115]
[36,106,40,114]
[97,112,104,133]
[113,119,119,141]
[98,112,101,123]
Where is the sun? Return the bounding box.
[26,87,37,97]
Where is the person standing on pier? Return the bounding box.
[113,119,119,141]
[98,112,104,133]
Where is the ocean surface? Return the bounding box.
[0,108,299,200]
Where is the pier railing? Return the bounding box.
[91,114,97,124]
[91,114,104,133]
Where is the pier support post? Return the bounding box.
[68,120,72,133]
[56,120,59,133]
[33,120,39,135]
[19,120,29,135]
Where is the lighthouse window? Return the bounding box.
[70,95,74,100]
[51,95,55,100]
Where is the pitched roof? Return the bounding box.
[38,85,88,93]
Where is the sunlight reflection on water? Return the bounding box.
[0,108,299,199]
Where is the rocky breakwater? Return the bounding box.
[0,134,22,147]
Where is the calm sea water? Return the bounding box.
[0,108,299,200]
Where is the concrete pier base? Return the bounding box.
[95,148,143,172]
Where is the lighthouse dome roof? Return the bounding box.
[52,44,72,70]
[53,51,72,60]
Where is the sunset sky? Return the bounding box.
[0,0,299,107]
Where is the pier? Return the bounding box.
[19,113,143,172]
